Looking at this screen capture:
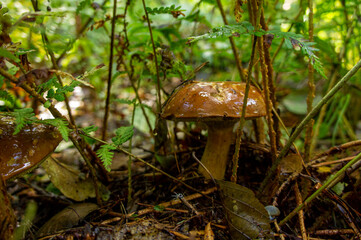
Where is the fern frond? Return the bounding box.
[43,118,69,141]
[188,23,327,78]
[0,89,15,105]
[146,5,184,16]
[13,108,36,134]
[112,126,134,146]
[96,144,116,171]
[82,125,99,134]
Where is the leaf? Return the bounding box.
[280,153,303,175]
[112,125,134,146]
[37,203,98,237]
[96,144,116,171]
[114,98,136,105]
[37,75,60,93]
[0,47,20,63]
[13,108,36,134]
[82,125,99,134]
[146,5,185,16]
[0,89,15,105]
[76,0,92,14]
[188,23,327,78]
[282,93,321,115]
[217,180,272,240]
[43,118,69,141]
[42,158,104,201]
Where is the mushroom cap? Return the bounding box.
[0,114,63,180]
[161,81,266,121]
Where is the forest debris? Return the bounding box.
[127,187,217,218]
[204,222,215,240]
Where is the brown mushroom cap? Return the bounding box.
[161,81,266,121]
[0,114,63,180]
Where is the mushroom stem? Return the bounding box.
[198,121,236,179]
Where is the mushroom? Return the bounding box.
[0,113,63,180]
[161,81,266,179]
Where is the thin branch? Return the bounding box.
[303,0,315,163]
[231,36,257,183]
[215,0,246,82]
[102,0,117,140]
[141,0,162,114]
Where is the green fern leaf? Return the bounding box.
[0,47,20,63]
[0,89,15,105]
[188,23,327,78]
[146,5,185,16]
[13,108,36,134]
[96,144,116,171]
[82,125,99,134]
[112,126,134,146]
[43,118,69,141]
[114,98,136,105]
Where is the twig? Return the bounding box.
[294,182,307,239]
[126,187,217,218]
[215,0,246,82]
[304,0,315,163]
[231,36,257,183]
[258,59,361,194]
[141,0,162,113]
[101,0,117,140]
[311,140,361,161]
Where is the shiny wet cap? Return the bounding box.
[0,114,62,180]
[161,81,266,121]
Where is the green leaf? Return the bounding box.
[112,126,134,146]
[76,0,91,14]
[0,89,15,105]
[44,100,51,108]
[43,118,69,141]
[37,77,60,93]
[146,5,185,16]
[0,48,20,63]
[114,98,136,105]
[82,125,99,134]
[96,144,116,171]
[13,108,36,134]
[188,23,327,78]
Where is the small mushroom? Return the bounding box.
[0,113,63,180]
[161,81,266,179]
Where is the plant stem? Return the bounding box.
[102,0,117,140]
[141,0,162,114]
[258,59,361,194]
[231,36,257,183]
[303,0,315,163]
[215,0,246,82]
